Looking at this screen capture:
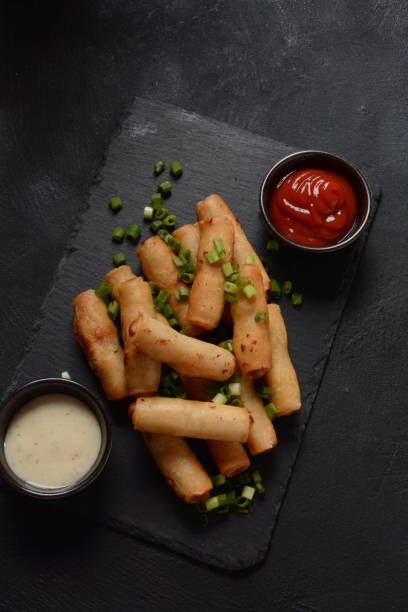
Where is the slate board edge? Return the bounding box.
[2,97,380,571]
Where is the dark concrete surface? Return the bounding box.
[1,1,408,610]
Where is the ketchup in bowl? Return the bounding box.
[269,168,357,248]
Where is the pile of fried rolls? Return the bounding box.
[72,194,301,504]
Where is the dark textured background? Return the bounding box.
[1,1,407,610]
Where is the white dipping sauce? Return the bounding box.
[4,394,102,488]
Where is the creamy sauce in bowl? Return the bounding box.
[4,393,102,488]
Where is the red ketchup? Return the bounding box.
[269,169,357,247]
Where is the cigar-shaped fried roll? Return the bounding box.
[129,313,236,381]
[130,397,250,442]
[206,440,250,477]
[172,224,200,265]
[104,265,135,300]
[181,375,250,477]
[196,194,270,291]
[231,264,272,378]
[264,304,301,416]
[188,216,234,330]
[142,433,212,504]
[137,236,200,336]
[72,290,127,400]
[118,278,161,396]
[240,375,277,455]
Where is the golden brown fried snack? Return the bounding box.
[231,264,272,378]
[137,236,201,336]
[118,277,161,396]
[188,215,234,330]
[128,313,236,381]
[72,290,127,400]
[104,265,135,301]
[240,375,277,455]
[142,433,212,504]
[130,397,250,442]
[172,223,200,265]
[264,304,301,416]
[196,194,270,291]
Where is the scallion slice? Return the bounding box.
[245,254,255,264]
[228,382,241,396]
[154,207,168,220]
[126,224,141,244]
[254,312,268,323]
[95,282,112,298]
[161,303,173,318]
[163,214,177,227]
[169,160,183,178]
[241,485,256,501]
[291,292,303,306]
[180,271,194,284]
[149,219,162,233]
[157,181,172,197]
[176,287,190,301]
[212,392,228,405]
[224,281,239,294]
[109,196,123,213]
[153,161,165,175]
[112,227,125,243]
[283,280,292,295]
[206,249,220,264]
[144,206,154,219]
[265,402,278,419]
[270,279,281,299]
[211,473,227,487]
[107,300,120,321]
[224,293,238,304]
[222,262,234,278]
[243,283,256,299]
[213,237,225,257]
[266,239,279,251]
[223,340,233,351]
[112,253,126,267]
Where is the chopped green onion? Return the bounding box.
[109,196,123,213]
[241,485,256,501]
[205,249,220,264]
[228,382,241,396]
[270,279,281,299]
[216,505,230,514]
[236,507,250,514]
[61,371,71,380]
[251,471,262,484]
[157,228,169,241]
[179,329,188,335]
[255,482,265,494]
[156,290,169,306]
[168,317,178,327]
[283,280,292,295]
[229,272,240,283]
[149,219,163,233]
[265,402,278,419]
[224,293,238,304]
[148,281,158,296]
[266,239,279,251]
[222,262,234,278]
[157,181,172,197]
[112,227,125,243]
[213,237,225,257]
[176,287,190,301]
[223,340,233,352]
[161,303,173,318]
[154,207,168,220]
[257,385,272,400]
[245,254,255,264]
[153,161,165,175]
[126,224,141,244]
[163,214,177,227]
[224,281,239,294]
[182,262,195,273]
[95,282,112,298]
[235,496,251,509]
[144,206,154,219]
[243,283,257,299]
[112,253,126,267]
[180,271,194,284]
[151,192,164,209]
[107,300,120,321]
[211,473,226,487]
[173,256,184,268]
[205,496,220,512]
[254,312,268,323]
[212,392,228,405]
[179,249,191,262]
[169,160,183,178]
[291,292,303,306]
[167,237,181,253]
[230,399,244,407]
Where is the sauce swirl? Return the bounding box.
[269,169,357,247]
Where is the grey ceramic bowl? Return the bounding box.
[0,378,111,499]
[259,150,371,253]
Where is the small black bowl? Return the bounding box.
[0,378,111,499]
[259,150,372,253]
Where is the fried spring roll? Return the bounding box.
[240,375,277,455]
[172,224,200,265]
[181,375,250,476]
[231,264,272,378]
[142,433,212,504]
[104,265,135,301]
[72,290,127,400]
[128,313,236,380]
[196,194,270,291]
[187,216,234,330]
[130,397,250,442]
[264,304,301,416]
[118,278,161,396]
[137,236,201,336]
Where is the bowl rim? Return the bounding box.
[259,149,372,253]
[0,377,112,500]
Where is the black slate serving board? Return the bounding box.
[0,98,379,570]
